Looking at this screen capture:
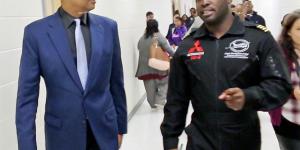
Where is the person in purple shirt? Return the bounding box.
[168,16,187,49]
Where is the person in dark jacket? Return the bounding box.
[243,0,266,26]
[161,0,292,150]
[186,8,198,30]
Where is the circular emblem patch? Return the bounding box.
[229,39,250,53]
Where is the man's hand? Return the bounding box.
[219,88,246,111]
[118,134,123,149]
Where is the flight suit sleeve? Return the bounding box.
[243,33,292,111]
[16,25,41,150]
[161,51,190,150]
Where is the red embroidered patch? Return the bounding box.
[188,40,204,60]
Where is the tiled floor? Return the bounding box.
[121,100,280,150]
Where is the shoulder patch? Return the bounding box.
[256,24,269,32]
[243,21,269,33]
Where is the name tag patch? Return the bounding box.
[225,39,250,59]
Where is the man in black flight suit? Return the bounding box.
[161,0,292,150]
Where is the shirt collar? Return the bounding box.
[58,7,89,28]
[193,15,245,39]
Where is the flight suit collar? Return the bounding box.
[193,15,245,39]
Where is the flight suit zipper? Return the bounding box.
[215,39,222,149]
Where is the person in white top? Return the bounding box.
[273,10,300,150]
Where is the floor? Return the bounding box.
[121,100,280,150]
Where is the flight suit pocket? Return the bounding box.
[185,58,209,81]
[230,56,259,88]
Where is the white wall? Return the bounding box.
[0,0,173,150]
[0,0,44,149]
[179,0,196,16]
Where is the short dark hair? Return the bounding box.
[145,19,159,38]
[174,10,180,16]
[190,8,196,14]
[146,11,154,17]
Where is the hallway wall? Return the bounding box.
[179,0,196,16]
[0,0,44,149]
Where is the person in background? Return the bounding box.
[186,8,198,30]
[146,11,154,21]
[243,0,266,26]
[183,15,203,39]
[166,14,180,44]
[232,3,248,21]
[167,17,187,49]
[271,10,300,150]
[136,19,174,109]
[182,14,189,26]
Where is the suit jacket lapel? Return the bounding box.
[47,12,84,92]
[85,14,104,94]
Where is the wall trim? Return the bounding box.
[128,93,146,121]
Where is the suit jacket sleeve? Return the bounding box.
[110,21,128,134]
[16,25,41,150]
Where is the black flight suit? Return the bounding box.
[161,16,292,150]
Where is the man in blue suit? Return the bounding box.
[16,0,127,150]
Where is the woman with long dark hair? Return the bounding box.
[272,10,300,149]
[136,19,174,109]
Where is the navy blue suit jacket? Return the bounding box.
[16,11,127,150]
